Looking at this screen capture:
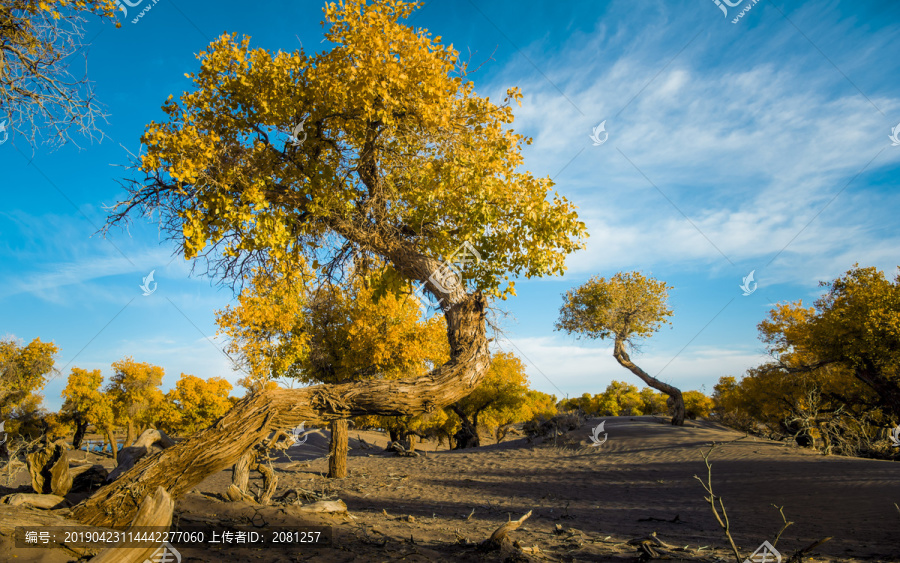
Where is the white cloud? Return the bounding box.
[477,6,900,288]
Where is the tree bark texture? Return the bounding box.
[26,440,72,496]
[91,487,174,563]
[328,419,348,479]
[614,337,685,426]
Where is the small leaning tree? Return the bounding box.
[555,272,685,426]
[73,0,587,527]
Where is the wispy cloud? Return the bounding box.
[478,1,900,287]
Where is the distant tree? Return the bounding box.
[639,387,668,415]
[106,358,165,447]
[0,0,120,148]
[61,367,106,448]
[600,380,643,416]
[157,374,234,436]
[0,336,58,455]
[556,272,685,425]
[759,265,900,419]
[450,351,530,448]
[682,390,713,419]
[523,390,558,419]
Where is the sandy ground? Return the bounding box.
[2,416,899,562]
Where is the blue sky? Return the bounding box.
[2,0,900,411]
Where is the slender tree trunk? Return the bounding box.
[104,428,117,463]
[125,419,135,448]
[72,419,88,450]
[389,429,400,443]
[407,433,416,452]
[613,338,685,426]
[328,419,348,478]
[70,291,490,528]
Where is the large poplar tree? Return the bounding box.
[75,0,586,526]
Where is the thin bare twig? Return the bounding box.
[693,445,742,563]
[771,504,794,547]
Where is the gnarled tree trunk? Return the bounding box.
[71,290,490,527]
[613,338,685,426]
[452,406,480,449]
[328,419,348,478]
[72,419,88,450]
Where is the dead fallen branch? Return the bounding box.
[227,430,293,505]
[0,493,68,509]
[292,499,348,514]
[479,509,533,552]
[786,537,832,563]
[628,532,674,560]
[90,487,175,563]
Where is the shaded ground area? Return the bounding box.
[1,416,898,562]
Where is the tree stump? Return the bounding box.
[25,440,72,496]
